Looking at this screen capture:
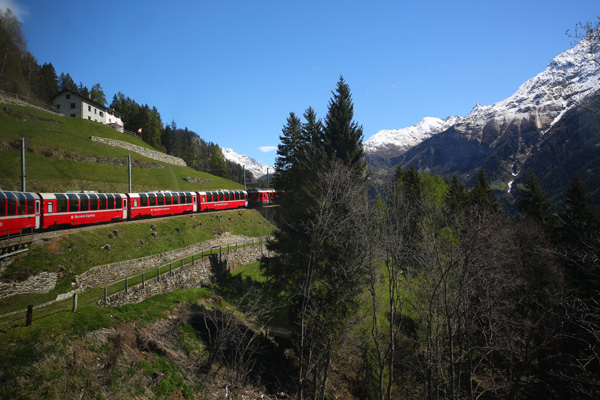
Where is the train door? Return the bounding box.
[122,198,128,219]
[192,194,197,212]
[35,199,41,229]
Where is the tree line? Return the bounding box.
[262,75,600,399]
[0,8,252,184]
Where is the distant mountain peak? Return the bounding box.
[220,147,273,181]
[364,37,600,158]
[364,116,459,154]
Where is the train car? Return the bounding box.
[247,189,277,207]
[127,191,197,219]
[197,190,247,212]
[39,191,127,229]
[0,191,41,236]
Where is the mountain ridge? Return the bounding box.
[364,36,600,200]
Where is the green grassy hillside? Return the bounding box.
[0,103,242,192]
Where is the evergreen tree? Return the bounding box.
[322,75,365,171]
[470,169,499,214]
[90,83,106,106]
[302,106,323,147]
[516,170,553,224]
[36,62,58,103]
[264,78,370,397]
[557,175,600,262]
[444,174,469,216]
[400,163,423,203]
[210,145,228,177]
[273,112,303,192]
[58,72,77,93]
[78,82,89,99]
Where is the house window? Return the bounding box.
[56,104,60,109]
[94,109,97,114]
[66,94,70,99]
[70,114,76,117]
[88,105,91,111]
[99,111,103,117]
[70,103,76,108]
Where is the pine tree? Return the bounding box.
[444,174,469,216]
[516,170,552,224]
[273,112,303,192]
[209,145,228,178]
[36,62,58,103]
[90,83,107,106]
[264,79,370,397]
[470,169,499,214]
[323,75,365,171]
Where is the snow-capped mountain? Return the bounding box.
[364,36,600,192]
[364,116,460,154]
[221,147,273,181]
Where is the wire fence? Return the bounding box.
[0,236,272,326]
[0,90,62,115]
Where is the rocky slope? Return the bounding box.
[364,37,600,196]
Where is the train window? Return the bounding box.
[56,194,67,212]
[25,193,35,214]
[80,194,89,212]
[98,194,107,210]
[48,202,53,213]
[140,194,148,207]
[186,193,192,203]
[149,193,156,206]
[6,193,16,216]
[6,193,17,216]
[115,195,122,208]
[219,192,225,201]
[156,193,164,205]
[16,193,26,215]
[89,194,98,210]
[172,194,179,205]
[133,199,138,207]
[206,193,212,202]
[0,192,5,216]
[164,193,172,205]
[67,194,79,212]
[106,194,114,210]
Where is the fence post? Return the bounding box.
[72,293,78,312]
[125,278,128,294]
[170,263,173,277]
[157,267,160,281]
[104,287,107,306]
[142,272,145,288]
[180,259,183,271]
[25,305,33,326]
[192,255,195,266]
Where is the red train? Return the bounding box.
[0,188,277,237]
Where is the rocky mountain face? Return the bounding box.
[364,37,600,200]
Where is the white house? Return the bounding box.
[53,91,124,132]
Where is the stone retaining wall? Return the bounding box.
[0,272,58,299]
[104,243,272,307]
[76,234,269,290]
[90,136,186,167]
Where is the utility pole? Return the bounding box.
[21,137,26,192]
[243,165,246,191]
[128,154,132,193]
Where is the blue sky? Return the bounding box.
[3,0,599,167]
